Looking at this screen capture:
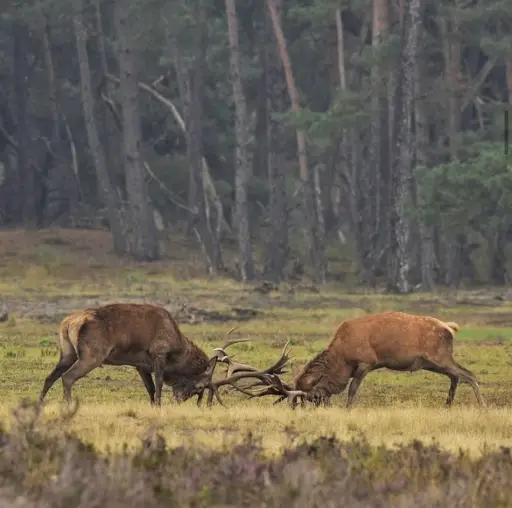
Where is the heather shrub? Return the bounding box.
[1,399,512,507]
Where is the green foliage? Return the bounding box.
[275,89,369,150]
[415,143,512,237]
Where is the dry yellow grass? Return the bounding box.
[3,228,512,464]
[2,401,509,458]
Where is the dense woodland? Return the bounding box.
[0,0,511,291]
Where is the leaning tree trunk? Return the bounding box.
[73,0,126,253]
[387,0,421,294]
[267,0,325,284]
[114,0,159,260]
[263,0,289,282]
[225,0,255,281]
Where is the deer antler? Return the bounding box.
[247,374,307,409]
[211,326,252,361]
[200,339,295,407]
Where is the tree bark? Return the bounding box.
[362,0,390,284]
[13,21,36,227]
[73,0,126,253]
[387,0,421,293]
[414,26,435,291]
[94,0,120,194]
[114,0,159,260]
[266,0,325,283]
[263,0,289,282]
[225,0,255,281]
[172,1,223,274]
[442,9,461,158]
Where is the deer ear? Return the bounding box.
[205,356,218,376]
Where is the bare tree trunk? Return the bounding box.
[442,12,460,159]
[114,0,159,260]
[387,0,421,293]
[363,0,390,284]
[266,0,325,284]
[414,29,435,291]
[73,0,126,253]
[225,0,255,281]
[94,0,119,194]
[13,21,36,228]
[440,10,462,283]
[263,0,289,282]
[334,8,358,256]
[172,1,223,274]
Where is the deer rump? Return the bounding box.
[286,312,485,408]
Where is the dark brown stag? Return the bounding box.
[245,311,486,409]
[38,303,290,407]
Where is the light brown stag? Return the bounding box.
[246,311,486,409]
[38,303,289,407]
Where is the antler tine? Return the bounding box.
[268,374,307,408]
[226,361,259,378]
[226,325,238,337]
[262,338,292,375]
[211,326,253,361]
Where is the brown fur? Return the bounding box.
[39,303,217,406]
[294,311,485,408]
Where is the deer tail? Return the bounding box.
[443,321,460,335]
[58,313,90,358]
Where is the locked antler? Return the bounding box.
[199,340,297,407]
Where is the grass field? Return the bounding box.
[2,228,512,506]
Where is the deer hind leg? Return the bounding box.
[426,359,485,407]
[61,344,111,404]
[346,364,374,409]
[136,367,155,405]
[453,361,485,407]
[445,374,459,406]
[39,353,78,404]
[424,364,459,407]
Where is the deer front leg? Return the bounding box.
[153,356,165,406]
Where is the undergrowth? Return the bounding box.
[1,399,512,507]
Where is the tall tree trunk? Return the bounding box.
[442,11,460,159]
[489,230,507,285]
[114,0,159,260]
[225,0,255,281]
[13,21,36,227]
[414,26,435,291]
[40,12,79,225]
[364,0,390,284]
[440,9,462,284]
[39,16,60,144]
[334,8,359,258]
[73,0,126,253]
[266,0,325,284]
[505,59,512,104]
[172,1,224,274]
[263,0,289,282]
[94,0,119,194]
[387,0,421,293]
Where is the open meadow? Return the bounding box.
[2,228,512,506]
